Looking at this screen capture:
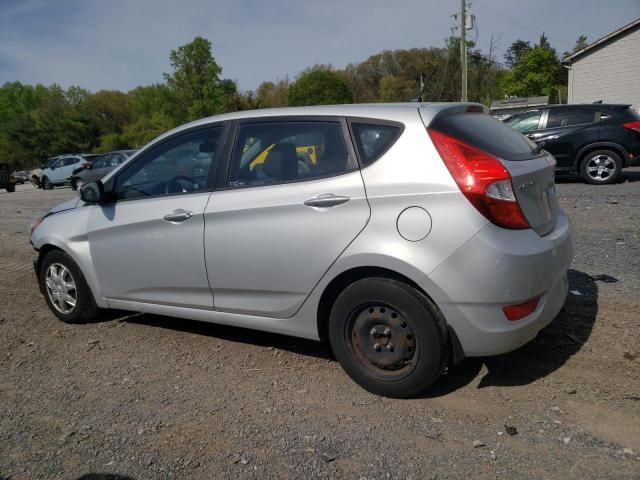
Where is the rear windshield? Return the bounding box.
[431,113,538,161]
[603,106,640,122]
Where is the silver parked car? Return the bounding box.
[30,103,573,397]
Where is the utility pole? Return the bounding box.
[460,0,467,102]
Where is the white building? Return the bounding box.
[563,18,640,110]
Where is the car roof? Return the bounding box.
[150,102,485,146]
[511,104,631,116]
[545,103,630,109]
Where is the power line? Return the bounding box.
[473,0,574,51]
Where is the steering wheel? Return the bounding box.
[165,175,199,195]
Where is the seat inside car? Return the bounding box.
[262,142,298,182]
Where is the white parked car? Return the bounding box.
[40,155,88,189]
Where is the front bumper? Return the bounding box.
[423,210,573,357]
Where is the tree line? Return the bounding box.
[0,34,587,169]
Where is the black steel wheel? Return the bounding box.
[329,277,448,398]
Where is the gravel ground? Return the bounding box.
[1,171,639,480]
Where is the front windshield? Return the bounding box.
[43,158,57,169]
[92,156,108,169]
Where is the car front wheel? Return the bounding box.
[328,277,448,398]
[579,150,622,184]
[39,250,99,324]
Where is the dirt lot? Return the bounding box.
[1,172,639,480]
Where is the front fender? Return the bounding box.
[32,209,108,308]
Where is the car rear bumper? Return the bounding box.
[422,209,573,357]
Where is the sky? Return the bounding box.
[1,0,639,93]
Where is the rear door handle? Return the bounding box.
[303,193,350,208]
[162,209,194,223]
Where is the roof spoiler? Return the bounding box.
[418,102,489,126]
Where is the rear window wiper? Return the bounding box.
[534,141,546,154]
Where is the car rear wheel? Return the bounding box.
[328,277,448,398]
[42,176,53,190]
[39,250,99,324]
[579,150,622,185]
[6,184,15,192]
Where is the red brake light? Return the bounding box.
[503,297,540,321]
[622,121,640,133]
[427,128,530,229]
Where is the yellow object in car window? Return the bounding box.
[250,144,324,167]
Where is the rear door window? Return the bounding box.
[350,122,403,166]
[228,121,352,188]
[432,113,538,161]
[546,108,595,128]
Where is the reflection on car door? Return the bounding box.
[204,119,370,318]
[86,126,224,309]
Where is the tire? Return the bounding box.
[6,184,15,192]
[39,250,99,324]
[579,149,622,185]
[42,176,53,190]
[328,277,448,398]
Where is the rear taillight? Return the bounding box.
[503,296,540,321]
[427,128,530,229]
[622,121,640,133]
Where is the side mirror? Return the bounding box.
[80,181,106,204]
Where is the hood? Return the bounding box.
[50,197,81,214]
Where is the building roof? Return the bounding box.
[490,96,549,110]
[562,17,640,63]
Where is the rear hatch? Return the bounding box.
[422,105,558,236]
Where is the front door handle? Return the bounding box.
[303,193,350,208]
[162,209,194,223]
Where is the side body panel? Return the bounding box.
[204,170,370,318]
[86,193,214,309]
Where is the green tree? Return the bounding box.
[288,67,353,106]
[537,33,551,49]
[504,40,531,68]
[255,79,289,108]
[563,35,589,59]
[86,90,131,136]
[163,36,225,123]
[499,47,562,97]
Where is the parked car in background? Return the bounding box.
[30,103,573,397]
[41,155,88,190]
[504,104,640,184]
[71,154,102,176]
[14,171,29,184]
[69,150,136,190]
[0,163,17,192]
[30,156,60,188]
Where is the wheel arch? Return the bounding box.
[315,265,464,364]
[35,240,107,308]
[575,142,628,169]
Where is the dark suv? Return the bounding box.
[0,163,17,192]
[504,104,640,184]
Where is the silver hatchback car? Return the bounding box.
[30,103,573,397]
